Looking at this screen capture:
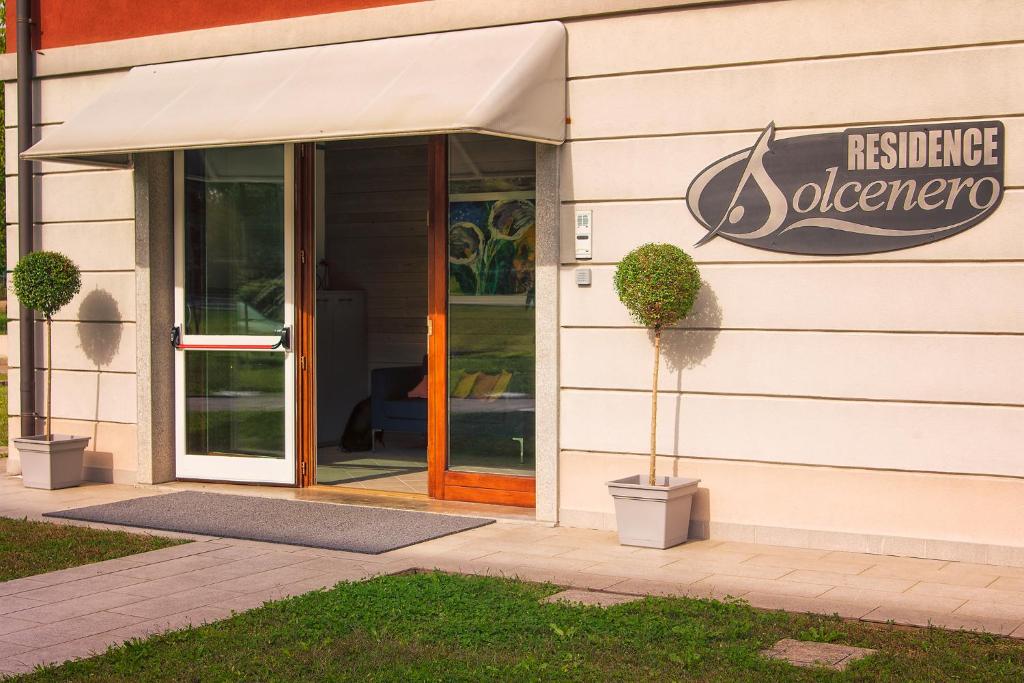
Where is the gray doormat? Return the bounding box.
[44,491,494,554]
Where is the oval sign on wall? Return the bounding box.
[687,121,1005,255]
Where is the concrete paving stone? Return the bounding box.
[953,600,1024,622]
[0,638,34,658]
[0,611,143,648]
[0,657,34,675]
[609,577,738,600]
[0,596,46,616]
[863,605,1023,636]
[783,569,917,593]
[947,562,1024,580]
[743,592,875,619]
[10,558,147,587]
[542,589,643,607]
[114,553,229,581]
[819,586,966,613]
[712,542,832,560]
[8,630,130,670]
[109,586,243,620]
[14,572,148,604]
[692,575,832,599]
[390,544,499,563]
[126,541,232,565]
[106,605,238,642]
[190,544,280,561]
[208,563,328,594]
[6,590,148,624]
[989,576,1024,592]
[744,553,878,575]
[0,615,41,638]
[476,551,599,573]
[1012,622,1024,639]
[907,581,1024,607]
[111,563,267,599]
[0,577,50,598]
[760,638,875,671]
[860,564,995,588]
[582,561,713,585]
[290,556,371,575]
[661,557,796,580]
[495,566,631,591]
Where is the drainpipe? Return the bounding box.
[17,0,37,437]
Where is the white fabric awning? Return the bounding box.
[23,22,566,165]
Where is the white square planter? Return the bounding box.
[607,475,700,549]
[13,435,90,490]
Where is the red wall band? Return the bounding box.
[7,0,423,52]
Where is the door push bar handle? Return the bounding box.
[171,325,290,351]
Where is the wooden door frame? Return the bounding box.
[296,135,535,507]
[296,142,317,487]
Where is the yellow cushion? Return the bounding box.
[451,371,478,399]
[488,371,513,400]
[469,373,500,399]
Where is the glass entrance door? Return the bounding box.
[174,145,296,484]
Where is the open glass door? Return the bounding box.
[174,145,296,484]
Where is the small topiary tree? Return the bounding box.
[614,244,702,486]
[12,251,82,439]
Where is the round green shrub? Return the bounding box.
[12,251,82,319]
[613,243,702,329]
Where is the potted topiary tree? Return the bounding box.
[11,251,87,489]
[607,243,703,548]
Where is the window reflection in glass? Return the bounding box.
[185,351,286,459]
[184,146,285,336]
[447,135,536,475]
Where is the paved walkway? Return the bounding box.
[1,473,1024,675]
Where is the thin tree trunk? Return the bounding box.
[46,316,52,440]
[649,326,661,486]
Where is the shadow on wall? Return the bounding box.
[75,289,123,464]
[662,284,723,542]
[659,283,722,383]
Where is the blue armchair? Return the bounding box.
[370,364,427,447]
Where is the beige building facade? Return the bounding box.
[4,0,1023,564]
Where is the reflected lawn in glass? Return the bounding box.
[185,351,286,459]
[184,146,285,336]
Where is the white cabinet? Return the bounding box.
[316,290,367,446]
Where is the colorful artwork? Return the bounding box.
[449,198,536,298]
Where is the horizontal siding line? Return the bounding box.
[7,320,138,325]
[561,259,1024,266]
[559,448,1024,482]
[569,261,1024,269]
[8,366,137,374]
[4,218,134,226]
[559,325,1024,337]
[560,386,1024,409]
[567,38,1024,83]
[560,196,682,204]
[4,167,128,179]
[561,186,1024,205]
[8,320,135,326]
[5,219,135,227]
[6,411,137,426]
[565,112,1024,144]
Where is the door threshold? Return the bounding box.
[300,485,536,521]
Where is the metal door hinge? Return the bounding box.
[300,459,307,480]
[299,355,307,371]
[427,317,433,336]
[299,249,306,264]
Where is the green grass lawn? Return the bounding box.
[14,572,1024,682]
[0,517,187,582]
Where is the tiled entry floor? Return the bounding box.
[316,445,427,494]
[2,468,1024,674]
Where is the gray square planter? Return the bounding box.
[14,435,90,490]
[607,475,700,549]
